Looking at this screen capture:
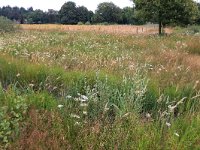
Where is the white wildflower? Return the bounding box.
[146,113,151,119]
[58,105,64,108]
[56,76,61,80]
[122,113,130,118]
[83,111,88,115]
[74,98,79,101]
[16,73,20,77]
[80,95,88,102]
[53,86,57,90]
[168,105,177,113]
[166,122,171,127]
[168,97,186,112]
[174,132,180,137]
[70,114,80,119]
[104,102,109,112]
[29,84,34,87]
[74,122,81,126]
[80,103,88,107]
[66,95,72,99]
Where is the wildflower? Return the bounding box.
[16,73,20,77]
[80,95,88,102]
[160,111,170,118]
[146,113,151,118]
[166,122,171,127]
[74,98,79,101]
[193,80,199,89]
[168,97,186,113]
[83,111,88,115]
[122,112,130,118]
[168,105,177,113]
[176,97,186,105]
[74,122,81,126]
[104,102,109,112]
[58,105,64,108]
[80,103,88,107]
[70,114,80,119]
[196,80,199,84]
[135,90,141,94]
[56,76,61,80]
[53,86,57,90]
[174,132,180,137]
[29,84,34,87]
[66,95,72,99]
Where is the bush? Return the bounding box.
[181,25,200,35]
[0,16,18,33]
[77,21,84,25]
[85,21,91,25]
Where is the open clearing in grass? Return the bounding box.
[0,25,200,149]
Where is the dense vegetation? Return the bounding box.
[0,16,18,33]
[0,25,200,149]
[1,0,200,26]
[1,0,200,149]
[134,0,199,34]
[0,1,136,25]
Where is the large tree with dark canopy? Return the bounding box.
[92,2,122,24]
[59,1,78,24]
[133,0,198,35]
[77,6,90,23]
[122,7,136,24]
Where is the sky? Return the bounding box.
[0,0,133,12]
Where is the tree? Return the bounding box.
[1,6,12,19]
[19,7,27,24]
[46,9,59,23]
[122,7,136,24]
[27,9,46,24]
[133,0,198,35]
[87,11,94,23]
[92,2,122,24]
[77,6,89,23]
[195,2,200,24]
[59,1,78,24]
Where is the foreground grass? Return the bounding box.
[0,26,200,149]
[1,79,200,149]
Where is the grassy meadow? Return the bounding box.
[0,24,200,149]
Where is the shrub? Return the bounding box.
[85,21,91,25]
[182,25,200,35]
[0,16,18,33]
[77,22,84,25]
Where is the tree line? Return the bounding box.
[0,1,137,25]
[1,0,200,27]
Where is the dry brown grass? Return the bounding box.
[21,24,160,35]
[9,108,70,150]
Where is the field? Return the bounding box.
[1,24,200,149]
[21,24,160,35]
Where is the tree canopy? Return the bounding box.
[133,0,199,34]
[59,1,78,24]
[92,2,122,24]
[1,0,200,26]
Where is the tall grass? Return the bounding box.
[0,16,19,33]
[1,26,200,149]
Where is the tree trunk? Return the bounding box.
[159,21,162,35]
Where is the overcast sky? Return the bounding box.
[0,0,133,12]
